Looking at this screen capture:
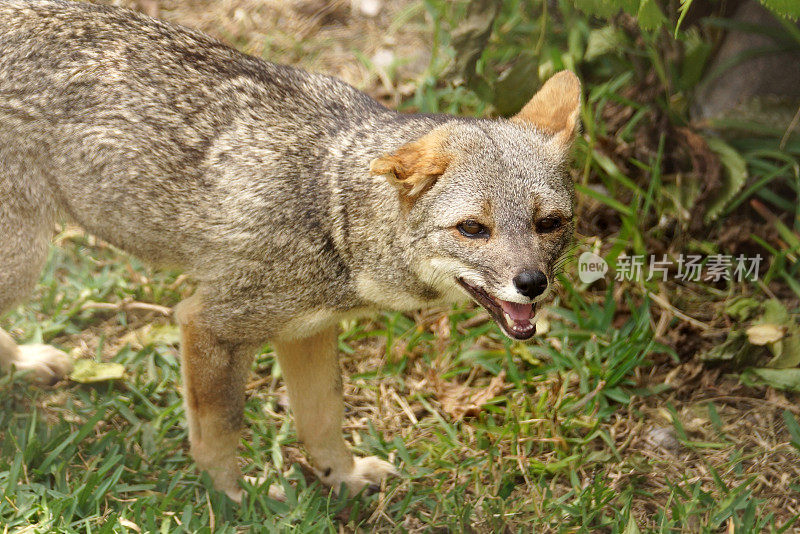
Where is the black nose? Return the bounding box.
[513,270,548,299]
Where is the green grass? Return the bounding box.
[2,234,797,532]
[3,0,800,531]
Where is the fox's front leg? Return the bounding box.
[175,295,254,502]
[273,326,397,494]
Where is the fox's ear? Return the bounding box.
[370,129,451,208]
[511,70,581,147]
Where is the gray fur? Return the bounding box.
[0,0,576,497]
[0,0,574,344]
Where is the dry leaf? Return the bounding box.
[119,518,142,533]
[70,359,126,383]
[746,323,786,345]
[432,370,509,420]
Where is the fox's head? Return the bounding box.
[370,71,580,340]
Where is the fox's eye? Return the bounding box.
[457,219,489,238]
[536,216,562,233]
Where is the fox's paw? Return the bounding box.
[13,344,73,385]
[223,485,244,504]
[218,475,286,504]
[319,456,397,496]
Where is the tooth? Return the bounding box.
[504,312,512,324]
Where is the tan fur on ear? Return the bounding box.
[369,129,451,208]
[511,70,581,147]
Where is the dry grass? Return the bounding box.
[106,0,431,105]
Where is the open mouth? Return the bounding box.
[456,278,537,340]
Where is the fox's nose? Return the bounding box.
[513,269,548,299]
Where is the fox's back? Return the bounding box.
[0,0,384,143]
[0,0,387,274]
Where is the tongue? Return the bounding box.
[499,300,534,323]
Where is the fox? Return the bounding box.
[0,0,580,502]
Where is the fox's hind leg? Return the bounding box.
[175,294,256,502]
[0,162,72,385]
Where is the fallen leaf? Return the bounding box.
[698,330,766,367]
[761,299,791,324]
[70,359,126,383]
[431,371,509,420]
[703,298,800,370]
[757,300,800,369]
[119,518,141,533]
[746,323,786,345]
[741,368,800,392]
[120,323,180,348]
